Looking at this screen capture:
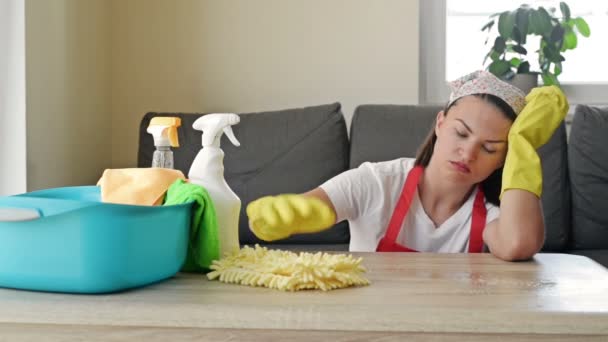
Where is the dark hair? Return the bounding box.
[414,94,517,206]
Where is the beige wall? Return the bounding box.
[26,0,112,190]
[24,0,420,189]
[111,0,419,168]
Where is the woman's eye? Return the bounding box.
[482,145,497,154]
[455,130,467,138]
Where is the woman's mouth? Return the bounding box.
[450,161,471,173]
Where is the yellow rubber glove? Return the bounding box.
[246,194,336,241]
[501,85,569,198]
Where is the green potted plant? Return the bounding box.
[481,2,590,91]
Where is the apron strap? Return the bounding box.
[383,165,423,243]
[468,186,487,253]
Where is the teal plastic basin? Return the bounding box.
[0,186,191,294]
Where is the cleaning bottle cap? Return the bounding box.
[193,113,241,148]
[147,117,182,147]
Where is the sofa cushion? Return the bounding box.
[568,105,608,249]
[349,105,440,168]
[538,122,571,251]
[138,103,350,246]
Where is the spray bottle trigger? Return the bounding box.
[224,126,241,147]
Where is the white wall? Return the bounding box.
[0,0,26,196]
[26,0,112,190]
[111,0,419,168]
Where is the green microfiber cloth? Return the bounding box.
[164,179,220,272]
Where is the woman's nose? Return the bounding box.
[460,142,479,162]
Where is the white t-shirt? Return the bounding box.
[320,158,500,252]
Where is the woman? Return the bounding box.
[246,70,569,261]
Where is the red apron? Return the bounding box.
[376,166,486,253]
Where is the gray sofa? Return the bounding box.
[138,102,608,268]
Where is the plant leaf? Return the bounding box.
[515,8,529,43]
[512,45,527,55]
[543,45,560,61]
[493,36,506,54]
[528,10,541,35]
[563,29,577,50]
[554,62,563,76]
[560,2,571,21]
[512,27,522,43]
[481,20,495,32]
[510,57,522,67]
[565,18,575,28]
[537,7,553,37]
[483,50,500,65]
[488,60,511,77]
[550,25,565,43]
[498,11,515,38]
[518,61,531,73]
[574,17,591,37]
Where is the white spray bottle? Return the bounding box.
[189,113,241,257]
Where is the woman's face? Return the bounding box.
[433,95,513,185]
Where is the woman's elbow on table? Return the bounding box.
[484,220,545,262]
[491,239,543,261]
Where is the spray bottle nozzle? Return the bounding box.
[147,117,182,147]
[193,113,241,148]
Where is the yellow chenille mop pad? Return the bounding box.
[206,245,370,291]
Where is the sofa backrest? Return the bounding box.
[349,104,571,252]
[537,122,571,251]
[138,102,573,252]
[349,105,440,168]
[568,105,608,250]
[138,103,351,246]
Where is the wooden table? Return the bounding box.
[1,253,607,341]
